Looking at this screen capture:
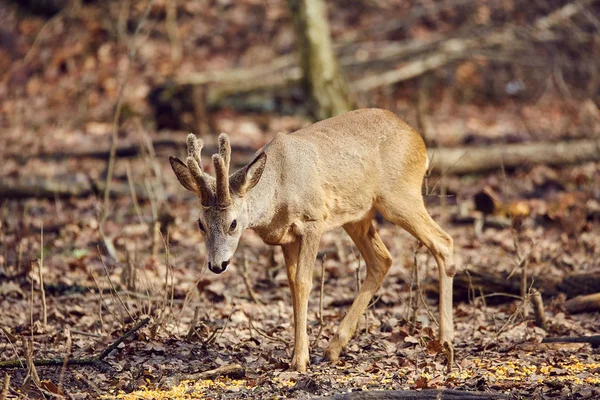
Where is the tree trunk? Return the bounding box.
[287,0,353,120]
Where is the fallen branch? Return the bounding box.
[557,271,600,298]
[187,364,245,381]
[327,389,508,399]
[0,317,150,369]
[3,138,600,200]
[542,335,600,348]
[444,268,557,304]
[0,176,156,200]
[427,138,600,175]
[7,139,257,163]
[564,292,600,314]
[172,1,595,100]
[351,0,594,92]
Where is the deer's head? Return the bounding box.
[170,134,267,274]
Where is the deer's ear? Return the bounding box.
[231,152,267,196]
[169,156,197,192]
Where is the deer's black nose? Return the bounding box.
[208,260,229,274]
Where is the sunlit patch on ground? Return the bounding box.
[111,358,600,399]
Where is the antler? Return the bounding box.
[213,133,232,208]
[186,134,214,206]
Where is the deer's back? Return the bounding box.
[259,109,427,230]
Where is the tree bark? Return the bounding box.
[287,0,353,119]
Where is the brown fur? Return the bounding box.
[170,108,455,372]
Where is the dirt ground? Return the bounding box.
[1,137,600,399]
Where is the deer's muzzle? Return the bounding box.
[208,259,230,274]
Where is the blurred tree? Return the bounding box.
[287,0,353,120]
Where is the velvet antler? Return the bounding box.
[186,133,214,206]
[213,133,232,208]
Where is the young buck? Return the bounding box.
[170,108,455,372]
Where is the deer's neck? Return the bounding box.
[245,173,277,230]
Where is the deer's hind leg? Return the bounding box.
[377,191,455,368]
[324,212,393,362]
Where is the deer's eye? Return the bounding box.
[229,219,237,232]
[197,219,205,232]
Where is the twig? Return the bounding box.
[85,270,115,328]
[409,247,419,334]
[428,150,467,196]
[202,325,221,348]
[30,263,34,340]
[20,6,70,67]
[530,290,547,330]
[187,364,244,381]
[187,306,201,341]
[353,0,597,92]
[1,328,24,369]
[248,318,288,348]
[58,327,72,392]
[0,317,151,369]
[102,0,156,223]
[480,292,524,300]
[312,255,327,347]
[38,224,47,326]
[96,317,150,360]
[72,371,102,396]
[155,231,176,333]
[355,254,362,294]
[1,373,9,400]
[241,253,262,305]
[16,239,24,274]
[22,339,41,389]
[165,0,182,64]
[494,300,528,342]
[199,308,236,348]
[417,274,438,327]
[125,161,149,239]
[70,329,101,338]
[97,247,135,321]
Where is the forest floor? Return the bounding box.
[1,0,600,399]
[1,134,599,399]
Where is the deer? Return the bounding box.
[169,108,455,372]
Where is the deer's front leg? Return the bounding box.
[287,228,321,372]
[281,242,299,361]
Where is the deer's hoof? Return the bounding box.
[323,346,341,363]
[290,353,309,372]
